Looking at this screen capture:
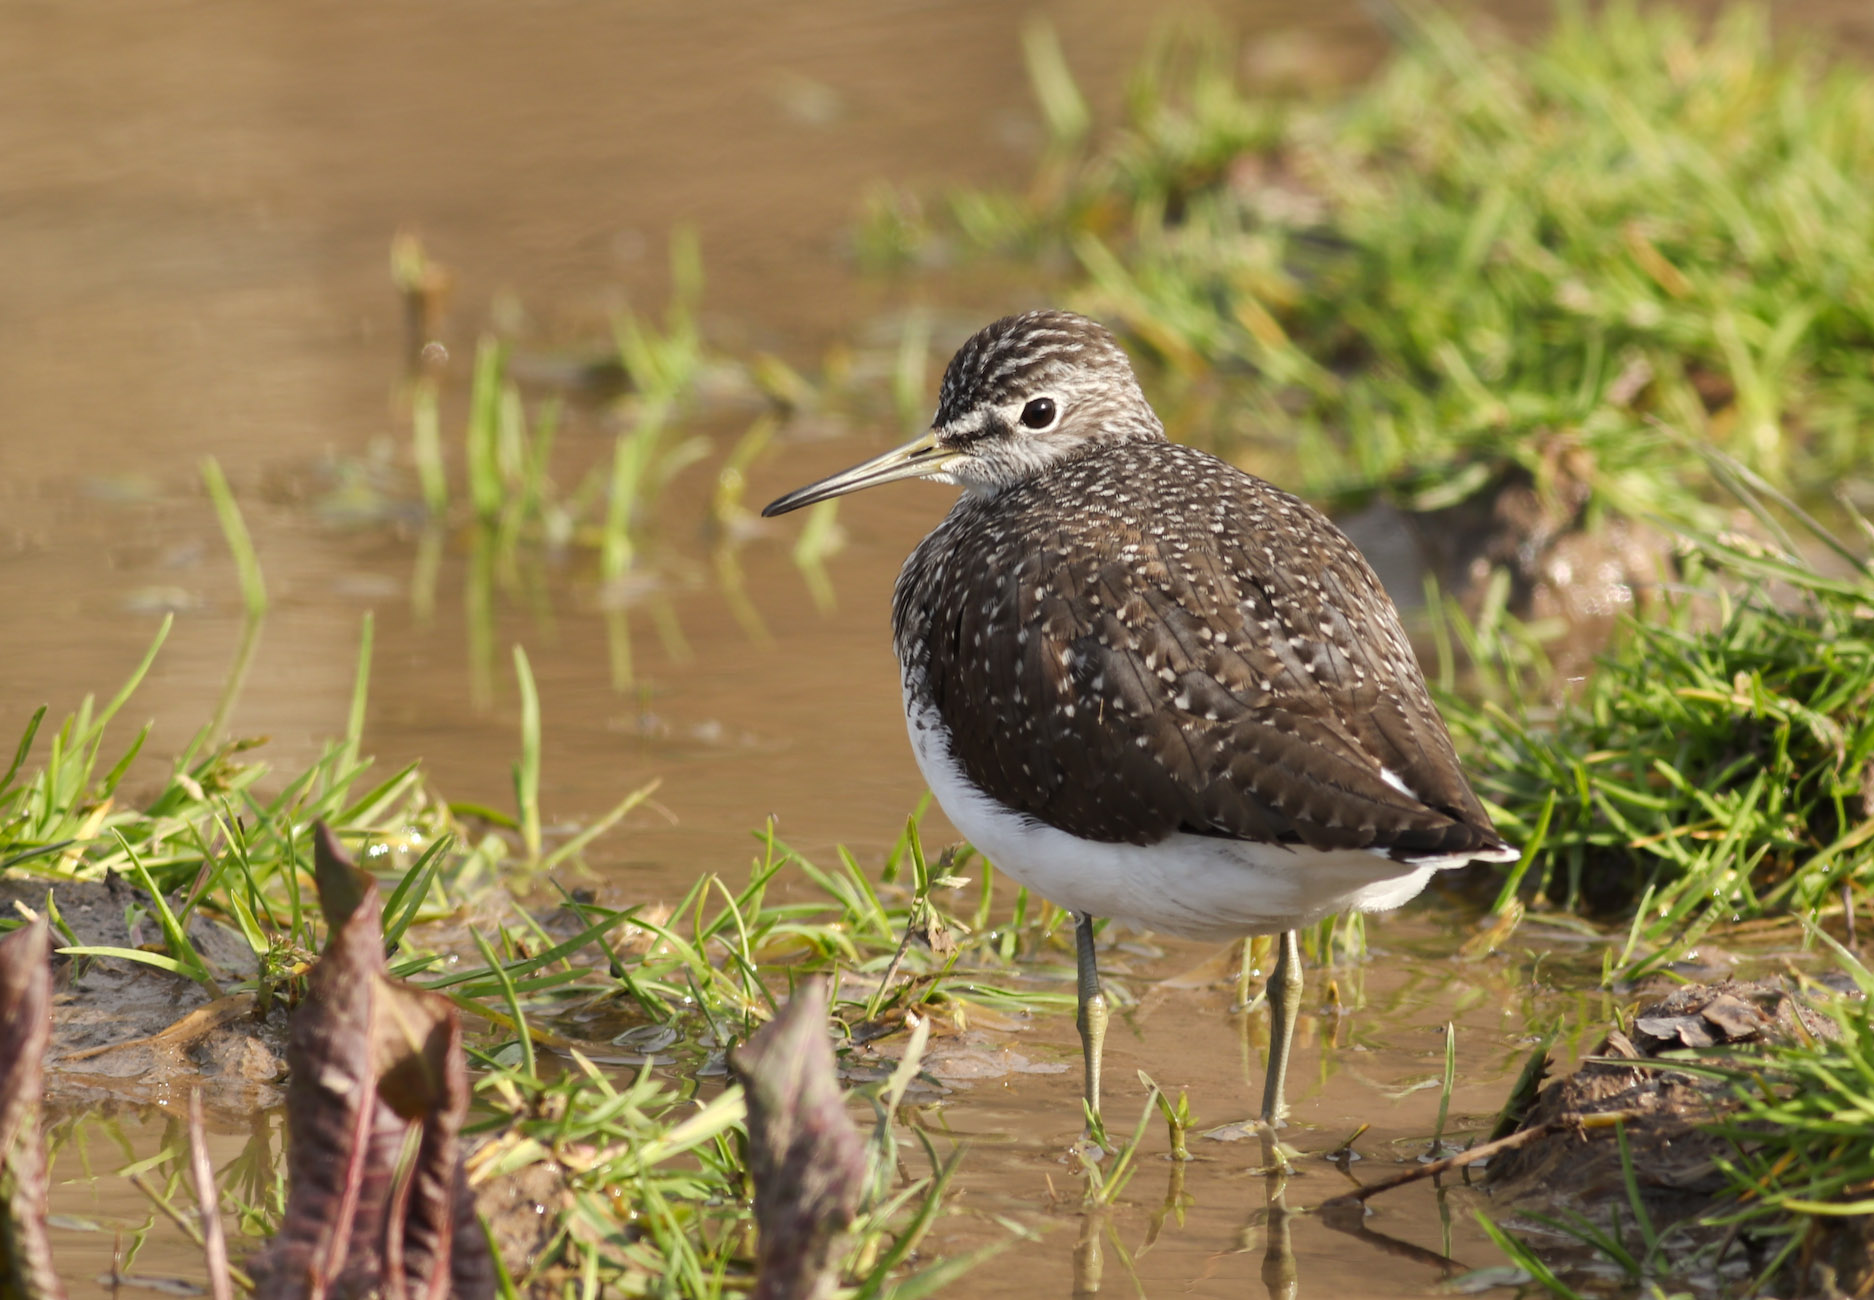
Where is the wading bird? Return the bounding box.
[763,310,1516,1131]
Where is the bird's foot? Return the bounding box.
[1078,1100,1116,1156]
[1253,1124,1298,1177]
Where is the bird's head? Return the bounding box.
[762,310,1163,517]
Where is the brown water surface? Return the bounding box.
[7,1,1870,1295]
[46,909,1603,1296]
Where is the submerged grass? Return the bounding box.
[402,229,741,694]
[390,229,935,697]
[3,654,1057,1297]
[410,229,712,551]
[0,479,1091,1296]
[4,619,1045,1293]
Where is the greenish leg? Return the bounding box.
[1075,913,1109,1132]
[1258,929,1303,1126]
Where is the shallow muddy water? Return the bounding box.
[7,1,1873,1296]
[46,908,1614,1296]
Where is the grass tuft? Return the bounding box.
[1444,510,1874,957]
[872,2,1874,566]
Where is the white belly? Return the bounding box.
[905,697,1468,942]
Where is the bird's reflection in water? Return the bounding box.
[1070,1130,1298,1300]
[1241,1129,1299,1300]
[1071,1205,1105,1297]
[1068,1127,1472,1298]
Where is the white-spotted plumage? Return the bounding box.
[763,308,1516,1128]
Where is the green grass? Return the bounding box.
[868,2,1874,538]
[871,0,1874,964]
[388,229,936,697]
[1702,935,1874,1290]
[0,601,1085,1290]
[439,823,1053,1295]
[42,819,1016,1294]
[1477,937,1874,1297]
[409,230,712,549]
[1437,487,1874,964]
[7,679,1057,1295]
[400,230,730,694]
[0,494,1098,1296]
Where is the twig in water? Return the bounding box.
[1321,1109,1648,1207]
[187,1091,235,1300]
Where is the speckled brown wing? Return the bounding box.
[895,441,1508,861]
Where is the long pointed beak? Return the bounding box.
[761,429,961,517]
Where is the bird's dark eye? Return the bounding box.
[1019,398,1058,429]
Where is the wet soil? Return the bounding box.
[42,904,1566,1297]
[0,878,287,1114]
[9,1,1874,1296]
[1487,979,1874,1297]
[1407,463,1685,672]
[1488,981,1826,1217]
[25,873,1866,1296]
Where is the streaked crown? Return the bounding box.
[759,309,1167,520]
[932,310,1165,494]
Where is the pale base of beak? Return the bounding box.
[761,429,961,517]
